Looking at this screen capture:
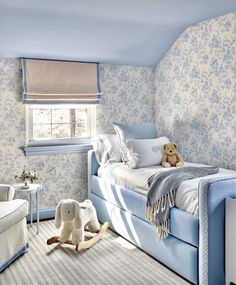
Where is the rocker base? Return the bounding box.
[47,222,109,251]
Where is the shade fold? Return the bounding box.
[22,58,101,104]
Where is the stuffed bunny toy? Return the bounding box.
[55,199,100,245]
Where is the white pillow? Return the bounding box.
[126,137,170,169]
[93,134,121,165]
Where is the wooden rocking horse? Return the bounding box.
[47,199,109,252]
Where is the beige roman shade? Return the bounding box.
[22,58,101,104]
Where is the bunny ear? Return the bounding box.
[73,201,82,229]
[55,200,63,228]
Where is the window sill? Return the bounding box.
[23,144,93,156]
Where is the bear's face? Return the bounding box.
[164,143,177,156]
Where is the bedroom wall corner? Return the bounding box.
[0,59,155,210]
[153,12,236,170]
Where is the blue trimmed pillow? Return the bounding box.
[113,122,157,163]
[126,137,170,168]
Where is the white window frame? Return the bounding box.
[25,105,96,147]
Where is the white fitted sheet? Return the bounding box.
[98,162,235,216]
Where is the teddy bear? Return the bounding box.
[162,142,184,168]
[55,199,100,245]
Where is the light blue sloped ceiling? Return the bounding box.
[0,0,236,66]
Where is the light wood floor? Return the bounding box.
[0,220,191,285]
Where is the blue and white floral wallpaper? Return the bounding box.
[0,58,154,210]
[0,12,235,211]
[154,12,236,170]
[97,64,154,134]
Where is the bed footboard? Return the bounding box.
[199,176,236,285]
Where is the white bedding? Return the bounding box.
[97,162,235,216]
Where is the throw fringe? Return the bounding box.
[146,190,176,240]
[146,166,219,241]
[156,221,169,240]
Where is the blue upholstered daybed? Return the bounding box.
[88,149,236,285]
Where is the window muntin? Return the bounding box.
[26,105,96,146]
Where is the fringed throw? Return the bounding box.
[146,166,219,241]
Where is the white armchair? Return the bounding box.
[0,184,28,272]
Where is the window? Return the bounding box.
[26,105,96,147]
[22,59,100,155]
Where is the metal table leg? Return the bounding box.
[30,192,33,227]
[36,190,39,234]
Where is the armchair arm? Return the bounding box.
[0,184,15,201]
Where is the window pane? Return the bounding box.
[33,124,51,140]
[29,106,93,142]
[75,109,88,137]
[52,109,70,123]
[33,109,51,124]
[52,124,71,139]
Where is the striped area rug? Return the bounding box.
[0,220,190,285]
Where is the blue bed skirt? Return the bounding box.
[0,243,29,273]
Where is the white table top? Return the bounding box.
[12,183,42,193]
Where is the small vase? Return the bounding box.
[21,181,30,189]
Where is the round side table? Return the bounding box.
[13,183,43,234]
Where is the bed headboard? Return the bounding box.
[87,150,99,197]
